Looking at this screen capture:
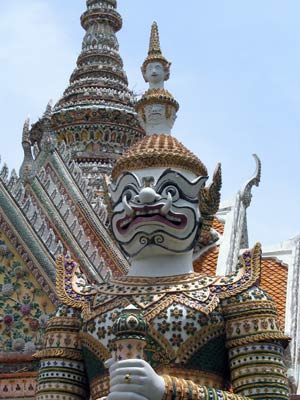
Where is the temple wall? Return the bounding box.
[0,230,55,399]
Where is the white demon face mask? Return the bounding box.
[109,168,207,259]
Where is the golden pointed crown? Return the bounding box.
[111,134,208,181]
[142,22,171,81]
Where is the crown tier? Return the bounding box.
[112,134,208,181]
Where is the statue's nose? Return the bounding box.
[135,187,160,204]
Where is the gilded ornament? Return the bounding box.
[136,89,179,117]
[79,332,111,362]
[226,332,290,349]
[33,347,84,360]
[55,254,92,313]
[124,373,132,384]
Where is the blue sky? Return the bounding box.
[0,0,299,246]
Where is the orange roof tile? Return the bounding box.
[193,246,219,276]
[260,258,288,329]
[212,217,224,235]
[194,249,287,328]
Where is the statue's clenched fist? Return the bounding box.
[107,359,165,400]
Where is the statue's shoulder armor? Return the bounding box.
[213,244,290,348]
[55,255,97,312]
[210,243,262,300]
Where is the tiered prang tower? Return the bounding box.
[29,0,144,186]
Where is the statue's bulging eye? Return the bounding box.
[162,185,179,201]
[124,191,133,201]
[167,187,177,197]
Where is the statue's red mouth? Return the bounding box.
[116,204,187,234]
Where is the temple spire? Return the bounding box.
[43,100,53,119]
[22,117,31,144]
[20,117,35,181]
[137,22,178,135]
[48,0,144,170]
[142,22,171,83]
[148,21,161,55]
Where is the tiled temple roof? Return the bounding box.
[212,217,224,235]
[260,258,288,328]
[193,245,219,276]
[194,247,288,329]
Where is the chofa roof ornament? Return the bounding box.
[241,154,261,208]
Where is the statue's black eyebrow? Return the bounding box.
[154,169,207,199]
[109,172,142,202]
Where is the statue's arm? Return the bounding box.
[34,305,89,399]
[223,286,290,400]
[107,359,250,400]
[161,375,250,399]
[107,287,290,400]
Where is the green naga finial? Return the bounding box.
[112,305,148,361]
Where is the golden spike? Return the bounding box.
[142,22,171,80]
[148,21,161,55]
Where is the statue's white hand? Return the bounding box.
[107,359,165,400]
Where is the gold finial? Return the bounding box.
[142,22,171,81]
[148,22,161,56]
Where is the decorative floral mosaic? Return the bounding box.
[0,237,55,353]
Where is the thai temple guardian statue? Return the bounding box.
[136,22,179,135]
[34,18,290,400]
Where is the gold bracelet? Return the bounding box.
[162,375,173,400]
[162,375,205,400]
